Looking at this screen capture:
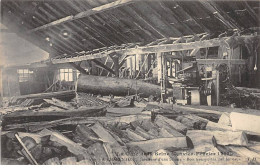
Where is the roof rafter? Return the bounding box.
[27,0,137,34]
[51,34,259,64]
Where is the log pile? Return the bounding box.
[1,91,260,165]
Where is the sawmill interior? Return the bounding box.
[0,0,260,165]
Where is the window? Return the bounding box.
[59,68,73,81]
[17,69,33,82]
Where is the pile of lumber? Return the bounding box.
[1,91,260,165]
[2,101,260,165]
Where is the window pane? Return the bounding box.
[18,69,24,73]
[68,73,73,81]
[60,73,65,81]
[60,69,65,73]
[69,69,73,72]
[64,73,69,81]
[24,69,29,73]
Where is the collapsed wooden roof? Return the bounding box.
[1,0,260,59]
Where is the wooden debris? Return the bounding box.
[115,96,134,107]
[186,130,217,152]
[43,157,60,165]
[218,112,231,126]
[126,137,188,153]
[213,131,248,146]
[86,142,112,165]
[60,157,77,165]
[90,122,120,146]
[175,114,208,130]
[9,90,76,106]
[14,133,38,165]
[125,128,146,141]
[38,129,93,162]
[43,98,74,110]
[75,124,101,146]
[106,107,143,117]
[206,121,233,131]
[230,112,260,134]
[134,126,156,140]
[158,128,175,138]
[2,106,106,126]
[155,115,187,135]
[154,115,184,137]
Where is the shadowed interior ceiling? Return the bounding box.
[1,0,259,58]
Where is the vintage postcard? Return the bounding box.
[0,0,260,165]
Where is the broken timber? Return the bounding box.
[2,106,106,126]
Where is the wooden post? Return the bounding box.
[157,52,162,83]
[0,67,3,106]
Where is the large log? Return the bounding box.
[175,114,208,130]
[154,115,184,137]
[212,131,248,146]
[230,112,260,135]
[77,75,173,97]
[155,115,187,135]
[126,137,189,153]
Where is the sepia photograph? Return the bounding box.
[0,0,260,165]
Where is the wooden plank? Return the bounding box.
[4,106,105,119]
[197,59,246,65]
[126,137,188,153]
[43,98,74,110]
[106,107,143,116]
[90,122,120,146]
[27,0,136,33]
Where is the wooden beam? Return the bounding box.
[244,1,260,23]
[27,0,136,34]
[68,62,87,74]
[200,1,241,30]
[197,59,246,65]
[158,2,195,35]
[124,5,167,38]
[175,2,210,33]
[91,59,115,75]
[51,35,259,64]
